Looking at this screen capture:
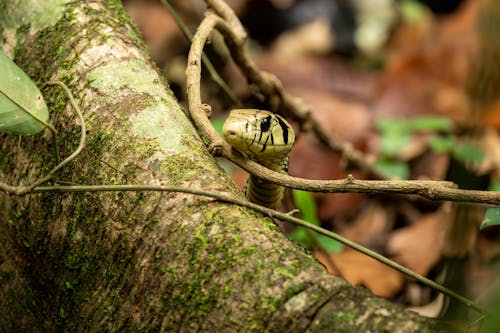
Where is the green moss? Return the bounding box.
[0,0,67,31]
[167,204,307,330]
[152,205,280,328]
[274,266,296,279]
[14,188,141,330]
[333,310,357,323]
[86,131,112,157]
[14,9,76,84]
[0,148,11,173]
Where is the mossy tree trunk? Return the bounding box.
[0,0,437,331]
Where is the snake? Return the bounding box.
[222,109,295,209]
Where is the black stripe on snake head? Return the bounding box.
[277,117,289,144]
[260,126,274,152]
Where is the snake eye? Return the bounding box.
[260,115,272,132]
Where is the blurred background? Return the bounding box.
[123,0,500,329]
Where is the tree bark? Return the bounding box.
[0,0,437,331]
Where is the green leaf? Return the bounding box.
[488,181,500,192]
[480,208,500,231]
[376,118,412,156]
[289,227,313,248]
[292,189,320,225]
[379,132,411,156]
[291,190,343,252]
[483,288,500,333]
[375,159,410,179]
[211,117,225,136]
[410,116,451,132]
[0,50,49,135]
[315,233,343,253]
[401,0,427,22]
[376,118,411,135]
[453,143,485,163]
[428,136,455,153]
[377,116,451,135]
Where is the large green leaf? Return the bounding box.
[428,136,455,153]
[375,158,410,179]
[291,190,343,253]
[315,233,343,253]
[480,207,500,231]
[292,189,320,226]
[410,116,451,132]
[0,50,49,135]
[453,142,485,164]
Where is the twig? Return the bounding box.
[186,11,227,149]
[161,0,241,105]
[0,182,489,316]
[206,0,247,39]
[17,81,86,194]
[185,11,500,206]
[205,0,386,179]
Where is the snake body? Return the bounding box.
[223,109,295,209]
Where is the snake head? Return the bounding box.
[222,109,295,167]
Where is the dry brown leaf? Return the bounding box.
[477,127,500,176]
[316,249,405,298]
[476,232,500,264]
[289,133,366,220]
[255,55,376,105]
[374,0,479,122]
[125,1,182,65]
[373,65,469,121]
[387,209,452,276]
[340,203,390,246]
[410,151,449,180]
[483,101,500,129]
[407,292,446,318]
[272,18,333,58]
[229,167,248,191]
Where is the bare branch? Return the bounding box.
[185,9,500,206]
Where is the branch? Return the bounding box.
[185,10,500,206]
[161,0,241,105]
[205,0,387,179]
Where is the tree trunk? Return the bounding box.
[0,0,437,331]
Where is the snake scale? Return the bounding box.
[223,109,295,209]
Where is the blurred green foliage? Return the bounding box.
[375,116,484,179]
[290,190,343,253]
